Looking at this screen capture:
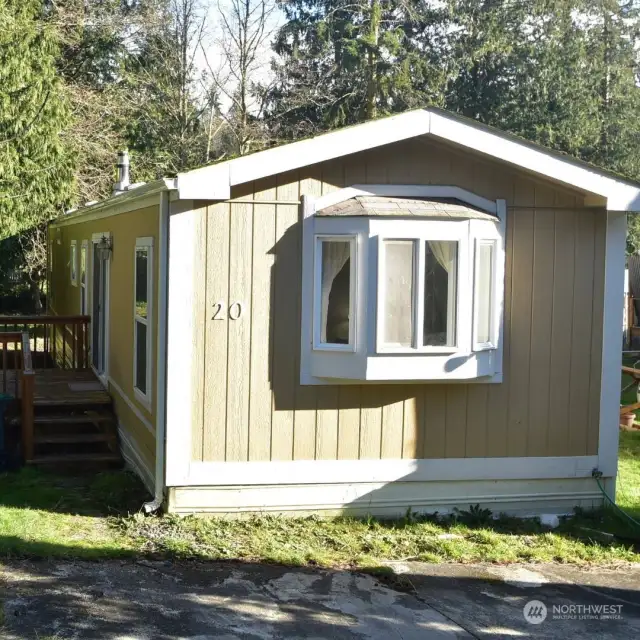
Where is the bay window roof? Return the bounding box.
[317,196,499,221]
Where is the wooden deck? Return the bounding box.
[0,369,111,406]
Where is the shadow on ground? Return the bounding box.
[1,554,640,639]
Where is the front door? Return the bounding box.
[91,241,109,378]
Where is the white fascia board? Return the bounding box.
[175,111,432,200]
[176,162,231,200]
[52,179,175,228]
[430,111,640,212]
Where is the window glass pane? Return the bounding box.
[476,242,494,344]
[382,241,414,346]
[70,245,77,280]
[135,248,149,319]
[320,239,351,345]
[424,241,457,347]
[80,247,86,286]
[135,320,147,393]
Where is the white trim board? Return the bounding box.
[118,424,155,495]
[108,376,155,435]
[167,477,602,517]
[175,108,640,211]
[51,180,173,229]
[169,455,598,487]
[598,212,626,495]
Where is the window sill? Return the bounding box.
[306,349,501,383]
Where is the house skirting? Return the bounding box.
[166,476,603,517]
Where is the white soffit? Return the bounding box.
[175,108,640,211]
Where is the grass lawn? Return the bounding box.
[0,365,639,567]
[0,438,639,568]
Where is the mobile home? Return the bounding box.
[48,108,640,515]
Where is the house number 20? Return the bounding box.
[212,301,244,320]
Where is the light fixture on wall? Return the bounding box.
[55,227,62,245]
[97,234,113,259]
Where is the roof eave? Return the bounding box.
[51,179,176,227]
[174,108,640,212]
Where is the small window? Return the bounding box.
[474,239,496,348]
[314,236,356,350]
[423,241,457,347]
[70,240,77,286]
[80,242,88,314]
[134,238,153,404]
[381,240,414,347]
[379,238,458,351]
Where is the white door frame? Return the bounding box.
[90,232,111,387]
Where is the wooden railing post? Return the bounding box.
[20,332,35,463]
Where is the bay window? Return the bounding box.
[301,186,506,384]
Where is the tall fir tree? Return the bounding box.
[0,0,73,239]
[265,0,449,141]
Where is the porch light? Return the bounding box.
[97,235,113,259]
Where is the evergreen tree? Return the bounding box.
[266,0,449,140]
[0,0,73,239]
[125,0,217,177]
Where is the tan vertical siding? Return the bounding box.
[196,138,604,462]
[49,204,160,473]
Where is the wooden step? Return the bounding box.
[27,453,121,465]
[34,414,114,425]
[34,433,115,445]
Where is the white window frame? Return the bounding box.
[133,237,154,408]
[80,240,88,314]
[375,220,468,355]
[70,240,78,286]
[473,238,498,351]
[300,186,506,385]
[90,231,112,387]
[313,234,358,352]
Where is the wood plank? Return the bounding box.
[321,158,345,194]
[293,171,320,460]
[568,210,596,456]
[486,195,514,457]
[28,453,120,464]
[359,386,383,458]
[248,183,277,462]
[316,386,339,459]
[337,386,361,459]
[587,213,605,456]
[445,385,467,458]
[507,185,535,457]
[465,384,488,458]
[225,201,253,462]
[401,391,422,459]
[527,191,555,457]
[380,386,405,458]
[548,199,577,456]
[202,203,230,462]
[35,433,113,444]
[423,385,446,459]
[270,170,299,460]
[190,205,208,462]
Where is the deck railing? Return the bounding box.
[20,333,35,462]
[0,315,90,370]
[0,331,35,461]
[0,331,24,397]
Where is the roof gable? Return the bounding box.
[177,108,640,212]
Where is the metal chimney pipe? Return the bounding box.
[113,150,130,194]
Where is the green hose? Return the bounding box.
[594,473,640,531]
